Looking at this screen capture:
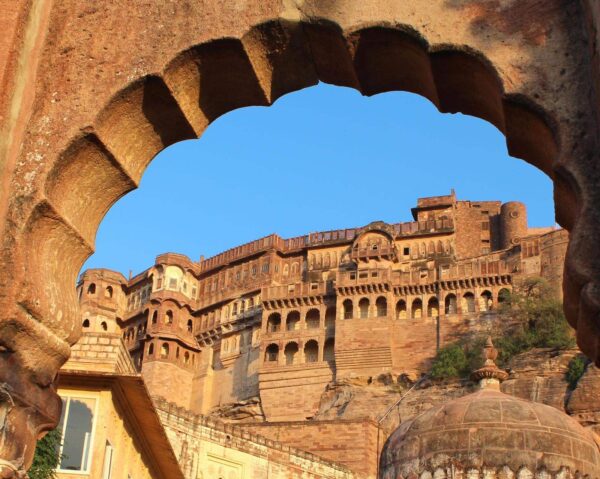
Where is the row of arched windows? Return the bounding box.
[266,308,336,333]
[341,289,508,320]
[147,342,198,367]
[148,309,194,333]
[84,283,114,299]
[264,338,335,365]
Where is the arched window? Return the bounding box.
[265,344,279,363]
[100,321,108,331]
[411,299,423,319]
[284,342,299,365]
[176,347,180,359]
[304,340,319,363]
[82,319,90,328]
[479,290,493,312]
[165,310,173,325]
[248,297,254,308]
[359,298,370,319]
[160,343,169,358]
[291,263,298,274]
[323,338,335,362]
[87,283,96,295]
[427,297,439,317]
[343,300,353,319]
[396,300,407,320]
[267,313,281,333]
[184,351,190,364]
[325,307,336,330]
[151,310,158,324]
[462,293,476,313]
[283,264,289,276]
[498,288,511,304]
[445,294,457,314]
[187,319,193,332]
[376,297,387,317]
[148,343,154,355]
[306,309,320,329]
[286,311,300,331]
[105,285,113,298]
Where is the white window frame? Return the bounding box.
[56,392,100,475]
[101,440,114,479]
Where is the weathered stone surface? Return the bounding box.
[2,1,600,475]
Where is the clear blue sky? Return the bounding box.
[82,83,555,277]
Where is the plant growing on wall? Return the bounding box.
[28,429,62,479]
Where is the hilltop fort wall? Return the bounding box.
[77,193,566,419]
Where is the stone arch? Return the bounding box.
[359,298,370,319]
[160,343,169,359]
[445,294,457,314]
[165,310,174,325]
[376,296,387,317]
[396,299,407,320]
[265,343,279,363]
[286,310,300,331]
[82,318,90,329]
[306,308,320,329]
[427,297,439,317]
[304,340,319,363]
[5,13,600,468]
[479,290,493,311]
[105,285,113,298]
[343,299,353,320]
[498,288,511,304]
[267,312,281,332]
[412,298,423,319]
[462,292,476,313]
[87,283,96,295]
[284,342,299,365]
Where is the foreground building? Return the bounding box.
[77,192,567,421]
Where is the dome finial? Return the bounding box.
[471,336,508,389]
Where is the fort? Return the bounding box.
[71,192,570,477]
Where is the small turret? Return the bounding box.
[500,201,527,249]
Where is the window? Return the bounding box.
[262,263,269,273]
[481,222,490,230]
[403,247,410,256]
[168,278,177,289]
[102,441,114,479]
[87,283,96,295]
[105,286,113,298]
[82,319,90,328]
[57,395,97,473]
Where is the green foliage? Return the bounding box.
[430,277,575,380]
[566,355,589,389]
[493,277,575,365]
[28,428,61,479]
[430,344,468,380]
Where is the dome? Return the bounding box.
[380,339,600,479]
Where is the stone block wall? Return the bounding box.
[64,332,136,374]
[154,398,357,479]
[240,419,381,478]
[259,363,334,421]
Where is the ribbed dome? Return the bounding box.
[380,388,600,479]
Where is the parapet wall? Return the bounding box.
[240,419,381,478]
[153,397,357,479]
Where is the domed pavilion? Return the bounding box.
[380,338,600,479]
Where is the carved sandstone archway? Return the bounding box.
[1,3,600,476]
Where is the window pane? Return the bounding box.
[60,397,96,471]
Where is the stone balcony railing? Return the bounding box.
[261,281,334,302]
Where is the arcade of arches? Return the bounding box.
[2,1,600,478]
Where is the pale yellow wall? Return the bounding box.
[56,386,157,479]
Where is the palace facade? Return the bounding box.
[77,192,567,423]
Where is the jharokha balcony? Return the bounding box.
[350,244,397,262]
